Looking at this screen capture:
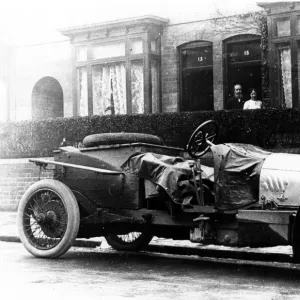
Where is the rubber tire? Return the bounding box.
[17,179,80,259]
[105,231,153,251]
[83,132,164,147]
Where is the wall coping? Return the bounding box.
[0,157,53,165]
[59,15,169,36]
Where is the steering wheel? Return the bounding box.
[186,120,218,158]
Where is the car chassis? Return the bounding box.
[17,121,300,260]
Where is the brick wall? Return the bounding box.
[0,158,53,211]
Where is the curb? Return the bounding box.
[1,234,293,264]
[145,244,294,263]
[2,234,300,270]
[0,235,102,248]
[135,251,300,272]
[73,239,102,248]
[0,236,20,243]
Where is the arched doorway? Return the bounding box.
[32,77,63,120]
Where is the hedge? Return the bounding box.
[1,108,300,159]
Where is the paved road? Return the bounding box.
[1,241,300,300]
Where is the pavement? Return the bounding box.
[1,211,297,267]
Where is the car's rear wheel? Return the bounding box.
[105,231,153,251]
[17,179,80,258]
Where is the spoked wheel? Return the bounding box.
[17,179,80,258]
[106,230,153,251]
[186,120,218,158]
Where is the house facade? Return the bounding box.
[1,2,300,122]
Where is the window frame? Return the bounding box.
[72,32,162,116]
[273,16,291,38]
[269,12,300,108]
[223,34,262,105]
[178,41,213,112]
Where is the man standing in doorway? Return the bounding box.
[226,84,244,110]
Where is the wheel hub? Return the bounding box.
[35,213,46,224]
[46,210,58,225]
[35,210,57,225]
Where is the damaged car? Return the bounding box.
[17,120,300,261]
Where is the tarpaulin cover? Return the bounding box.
[121,144,271,210]
[121,152,214,205]
[211,143,271,210]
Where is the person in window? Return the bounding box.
[226,84,244,110]
[243,89,262,110]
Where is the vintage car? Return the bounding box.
[17,120,300,261]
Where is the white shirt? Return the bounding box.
[243,100,262,110]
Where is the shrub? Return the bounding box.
[1,108,300,158]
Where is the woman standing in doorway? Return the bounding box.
[243,89,262,109]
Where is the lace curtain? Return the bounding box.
[131,60,144,114]
[92,62,126,115]
[111,63,126,114]
[279,46,292,108]
[78,67,88,116]
[151,60,158,113]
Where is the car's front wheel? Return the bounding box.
[17,179,80,258]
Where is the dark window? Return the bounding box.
[179,42,213,111]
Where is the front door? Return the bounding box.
[225,35,262,105]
